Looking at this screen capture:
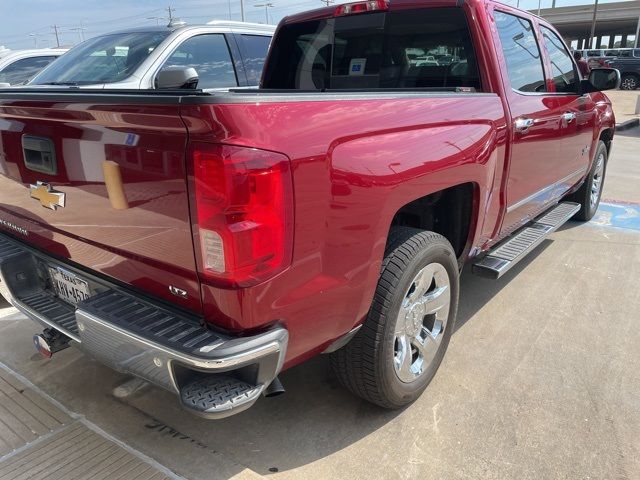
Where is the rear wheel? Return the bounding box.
[569,140,607,221]
[331,228,459,409]
[620,74,639,90]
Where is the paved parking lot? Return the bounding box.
[1,124,639,479]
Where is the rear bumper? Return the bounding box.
[0,232,288,419]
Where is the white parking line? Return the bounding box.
[0,306,19,320]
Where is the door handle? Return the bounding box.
[562,112,576,123]
[514,117,535,133]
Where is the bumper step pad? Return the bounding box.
[473,202,580,279]
[180,376,263,418]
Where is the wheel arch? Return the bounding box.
[387,182,480,267]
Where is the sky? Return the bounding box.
[0,0,631,50]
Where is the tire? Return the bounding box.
[568,140,607,221]
[620,74,639,90]
[331,227,459,409]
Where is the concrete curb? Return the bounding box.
[616,118,640,131]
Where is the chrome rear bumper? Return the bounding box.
[0,233,287,418]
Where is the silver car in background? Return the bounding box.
[28,21,275,90]
[0,49,68,86]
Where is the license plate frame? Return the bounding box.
[48,266,91,305]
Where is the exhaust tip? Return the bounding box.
[263,377,285,397]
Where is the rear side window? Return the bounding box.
[239,35,271,86]
[263,8,481,91]
[159,34,237,89]
[0,56,57,85]
[494,11,546,93]
[541,26,578,93]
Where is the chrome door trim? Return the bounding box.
[506,167,586,214]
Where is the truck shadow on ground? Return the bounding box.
[108,240,555,478]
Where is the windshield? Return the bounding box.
[30,31,170,85]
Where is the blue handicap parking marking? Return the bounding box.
[592,202,640,231]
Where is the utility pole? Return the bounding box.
[70,23,86,44]
[254,2,274,23]
[320,0,334,6]
[52,25,60,47]
[537,0,541,16]
[589,0,599,49]
[228,0,232,20]
[29,33,37,48]
[634,14,640,48]
[240,0,245,21]
[147,16,164,25]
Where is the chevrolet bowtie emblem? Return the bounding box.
[29,182,66,210]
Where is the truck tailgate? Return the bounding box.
[0,94,201,313]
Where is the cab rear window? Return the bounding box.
[263,8,481,91]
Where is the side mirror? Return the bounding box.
[580,68,620,93]
[155,67,199,90]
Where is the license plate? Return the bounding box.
[48,266,91,305]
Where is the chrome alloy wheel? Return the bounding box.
[590,152,605,209]
[393,263,451,383]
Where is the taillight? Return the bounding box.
[190,143,294,287]
[334,0,388,16]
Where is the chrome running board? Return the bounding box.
[472,202,580,279]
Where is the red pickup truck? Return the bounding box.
[0,0,620,418]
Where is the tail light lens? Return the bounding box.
[190,143,294,287]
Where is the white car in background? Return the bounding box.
[28,21,275,91]
[0,49,68,86]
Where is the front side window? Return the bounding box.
[240,35,271,86]
[0,56,57,85]
[31,32,169,85]
[263,8,480,91]
[541,26,578,92]
[494,11,546,93]
[159,34,237,89]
